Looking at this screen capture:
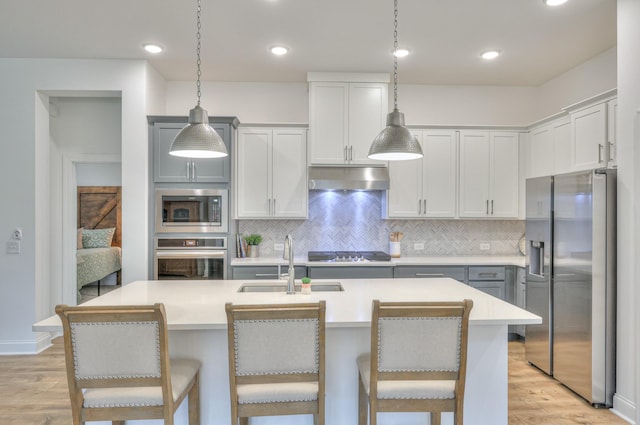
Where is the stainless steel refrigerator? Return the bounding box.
[525,169,616,406]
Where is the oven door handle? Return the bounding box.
[155,250,226,259]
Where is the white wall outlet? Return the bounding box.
[413,242,425,250]
[13,227,22,240]
[274,243,284,251]
[6,240,20,254]
[480,243,491,251]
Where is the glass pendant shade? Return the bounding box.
[368,109,423,161]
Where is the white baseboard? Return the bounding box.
[613,393,636,424]
[0,332,53,355]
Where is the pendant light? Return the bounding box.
[170,0,228,158]
[368,0,423,161]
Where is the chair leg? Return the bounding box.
[358,373,368,425]
[430,412,441,425]
[188,372,200,425]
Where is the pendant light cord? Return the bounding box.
[196,0,202,106]
[393,0,399,111]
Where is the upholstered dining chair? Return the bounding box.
[357,299,473,425]
[225,301,326,425]
[55,303,200,425]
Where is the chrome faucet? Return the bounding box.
[283,234,295,294]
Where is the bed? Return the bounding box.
[77,186,122,294]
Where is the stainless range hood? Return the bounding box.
[308,166,390,191]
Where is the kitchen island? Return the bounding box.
[33,278,540,425]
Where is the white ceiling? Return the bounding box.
[0,0,616,86]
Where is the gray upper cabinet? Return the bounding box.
[150,117,239,183]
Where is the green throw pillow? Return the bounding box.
[82,228,115,248]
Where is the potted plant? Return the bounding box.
[243,234,263,258]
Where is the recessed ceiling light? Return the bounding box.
[270,45,289,56]
[481,50,501,60]
[393,48,410,58]
[143,44,163,54]
[544,0,568,6]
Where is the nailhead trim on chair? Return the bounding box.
[234,318,320,376]
[71,321,161,380]
[377,317,462,372]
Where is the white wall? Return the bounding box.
[616,1,640,422]
[76,163,122,186]
[535,47,617,121]
[0,59,150,354]
[145,63,167,115]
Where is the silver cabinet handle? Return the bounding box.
[478,272,498,277]
[415,273,445,277]
[268,198,272,215]
[486,200,489,215]
[598,144,604,163]
[418,199,422,215]
[423,199,427,215]
[192,160,197,180]
[608,142,614,161]
[349,146,353,161]
[344,146,348,162]
[186,161,191,181]
[255,273,278,278]
[273,198,276,216]
[491,200,494,215]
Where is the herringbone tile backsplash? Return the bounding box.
[238,191,525,257]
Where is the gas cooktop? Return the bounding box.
[307,250,391,262]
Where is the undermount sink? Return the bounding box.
[237,281,344,293]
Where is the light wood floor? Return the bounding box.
[0,339,629,425]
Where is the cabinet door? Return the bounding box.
[348,82,388,165]
[154,122,230,183]
[553,119,572,175]
[571,103,607,171]
[528,124,554,178]
[423,130,457,217]
[490,132,519,218]
[272,129,308,218]
[459,131,491,217]
[309,82,349,164]
[468,280,506,300]
[191,123,231,182]
[154,122,190,183]
[387,131,422,218]
[236,128,271,218]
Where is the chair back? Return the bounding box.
[371,300,473,383]
[225,302,325,384]
[56,304,171,397]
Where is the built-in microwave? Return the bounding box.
[155,188,228,234]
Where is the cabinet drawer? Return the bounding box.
[394,266,465,282]
[468,266,505,281]
[307,266,393,280]
[232,266,306,280]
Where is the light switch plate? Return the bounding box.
[274,243,284,251]
[6,240,20,254]
[480,243,491,251]
[413,242,425,250]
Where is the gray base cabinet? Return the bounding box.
[393,265,465,282]
[467,266,507,300]
[232,266,307,280]
[307,266,393,280]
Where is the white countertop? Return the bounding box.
[231,255,526,268]
[33,278,539,333]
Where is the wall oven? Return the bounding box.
[155,188,228,234]
[154,237,227,280]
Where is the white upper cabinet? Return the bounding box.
[308,74,388,166]
[527,116,571,178]
[387,130,457,218]
[459,131,519,218]
[236,127,307,219]
[570,102,608,171]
